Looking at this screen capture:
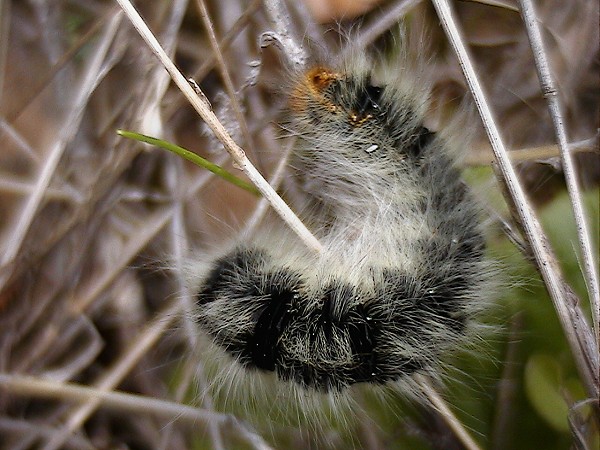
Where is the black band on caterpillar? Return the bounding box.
[193,58,491,394]
[195,236,483,393]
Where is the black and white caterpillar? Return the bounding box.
[190,54,494,405]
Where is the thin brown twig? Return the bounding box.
[490,313,523,450]
[163,0,262,120]
[467,136,599,166]
[194,0,258,166]
[0,372,227,425]
[416,375,483,450]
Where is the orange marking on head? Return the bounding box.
[306,67,339,91]
[289,66,342,114]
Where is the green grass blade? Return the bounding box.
[117,130,261,197]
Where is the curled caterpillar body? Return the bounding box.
[192,56,492,396]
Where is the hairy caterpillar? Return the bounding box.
[188,53,495,421]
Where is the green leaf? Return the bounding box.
[117,129,261,197]
[524,353,571,433]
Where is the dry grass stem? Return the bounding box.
[465,0,519,13]
[518,0,600,349]
[0,372,227,425]
[416,375,483,450]
[468,137,599,166]
[240,139,295,239]
[431,0,598,400]
[194,0,257,166]
[262,0,309,68]
[2,7,117,125]
[163,0,262,120]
